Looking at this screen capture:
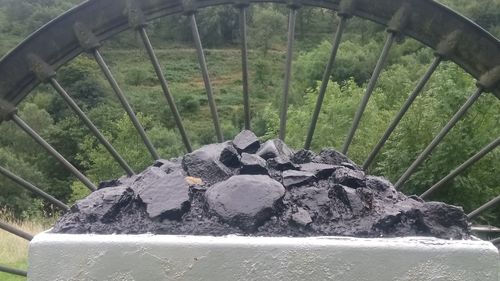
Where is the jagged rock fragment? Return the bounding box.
[240,153,268,175]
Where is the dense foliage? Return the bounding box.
[0,0,498,228]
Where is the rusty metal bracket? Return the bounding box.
[182,0,198,15]
[26,53,56,83]
[233,0,250,8]
[387,1,412,36]
[434,30,462,60]
[338,0,357,18]
[127,0,147,29]
[477,66,500,91]
[73,22,101,51]
[0,99,18,122]
[287,0,302,10]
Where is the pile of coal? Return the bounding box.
[53,130,470,239]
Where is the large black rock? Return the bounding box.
[233,130,260,153]
[182,142,234,185]
[137,170,190,220]
[205,175,285,231]
[52,131,471,240]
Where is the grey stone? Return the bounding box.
[138,171,190,220]
[219,143,240,168]
[73,186,133,223]
[332,166,365,188]
[300,162,339,179]
[292,208,312,226]
[182,143,233,185]
[240,153,268,175]
[205,175,285,231]
[233,130,260,153]
[283,170,316,188]
[257,139,294,160]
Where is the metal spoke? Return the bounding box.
[0,220,33,241]
[50,78,135,176]
[363,56,442,169]
[0,265,27,277]
[189,14,224,142]
[279,7,298,141]
[10,114,97,191]
[137,27,193,152]
[305,16,348,149]
[93,49,160,160]
[342,32,396,154]
[421,137,500,199]
[0,165,69,211]
[468,194,500,220]
[394,87,484,189]
[471,225,500,234]
[239,6,251,130]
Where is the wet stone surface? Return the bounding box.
[53,131,471,239]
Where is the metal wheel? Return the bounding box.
[0,0,499,277]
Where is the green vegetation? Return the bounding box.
[0,0,499,277]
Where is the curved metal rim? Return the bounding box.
[0,0,499,107]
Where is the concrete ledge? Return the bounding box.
[28,233,499,281]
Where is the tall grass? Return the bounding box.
[0,209,53,281]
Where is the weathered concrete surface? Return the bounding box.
[28,233,500,281]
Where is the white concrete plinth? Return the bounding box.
[28,233,499,281]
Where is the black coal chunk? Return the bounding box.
[332,166,365,188]
[233,130,260,153]
[182,143,233,185]
[300,162,339,179]
[137,171,190,220]
[282,170,316,188]
[205,175,285,231]
[291,149,316,164]
[257,139,294,160]
[313,149,359,168]
[240,153,268,175]
[292,208,312,226]
[219,142,240,168]
[52,130,471,240]
[79,186,133,223]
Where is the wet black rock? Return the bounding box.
[282,170,316,188]
[205,175,285,231]
[292,208,312,226]
[332,166,365,188]
[300,162,338,179]
[70,186,133,225]
[267,156,299,171]
[137,171,190,220]
[219,142,240,168]
[240,153,268,175]
[313,149,358,168]
[182,143,233,185]
[291,149,316,164]
[233,130,260,153]
[257,139,294,160]
[52,130,471,240]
